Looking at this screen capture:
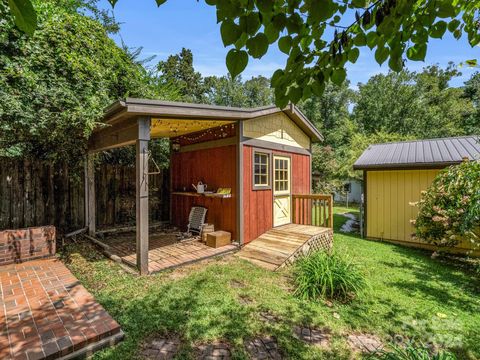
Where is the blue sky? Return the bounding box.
[98,0,479,88]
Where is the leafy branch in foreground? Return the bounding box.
[4,0,480,106]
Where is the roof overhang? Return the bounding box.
[89,98,323,153]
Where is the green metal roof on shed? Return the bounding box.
[353,135,480,170]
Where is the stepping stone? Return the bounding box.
[230,280,246,288]
[259,311,281,324]
[293,326,331,347]
[245,336,282,359]
[347,334,383,353]
[142,336,181,359]
[238,295,253,306]
[195,341,231,359]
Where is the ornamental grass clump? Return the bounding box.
[374,343,456,360]
[414,160,480,249]
[293,251,366,301]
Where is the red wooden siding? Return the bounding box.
[171,145,237,239]
[242,145,311,243]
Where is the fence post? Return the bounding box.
[86,155,96,235]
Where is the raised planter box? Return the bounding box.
[0,225,56,265]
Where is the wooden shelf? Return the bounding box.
[171,191,201,197]
[172,192,232,199]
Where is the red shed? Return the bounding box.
[88,99,331,273]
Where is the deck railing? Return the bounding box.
[292,194,333,229]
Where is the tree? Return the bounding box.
[204,75,249,107]
[300,82,355,188]
[204,75,273,107]
[157,48,207,103]
[352,65,474,138]
[6,0,480,107]
[463,72,480,134]
[0,0,155,162]
[339,131,414,179]
[243,76,274,107]
[300,81,354,148]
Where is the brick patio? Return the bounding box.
[103,232,238,273]
[0,258,123,360]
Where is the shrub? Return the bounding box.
[293,251,366,301]
[374,343,456,360]
[414,160,480,249]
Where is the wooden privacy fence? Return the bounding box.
[0,159,169,232]
[292,194,333,228]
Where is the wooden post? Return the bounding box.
[136,117,151,275]
[292,196,296,224]
[85,154,96,235]
[236,121,244,245]
[328,195,333,229]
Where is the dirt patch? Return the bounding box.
[230,279,246,288]
[245,336,282,359]
[347,333,383,353]
[293,326,331,348]
[195,341,231,359]
[141,335,181,359]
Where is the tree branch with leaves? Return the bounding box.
[4,0,480,107]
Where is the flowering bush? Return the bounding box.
[414,160,480,249]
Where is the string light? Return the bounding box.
[153,120,236,143]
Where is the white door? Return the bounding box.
[273,156,291,227]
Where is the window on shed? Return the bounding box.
[274,157,290,193]
[253,152,270,188]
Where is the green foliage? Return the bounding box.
[8,0,37,35]
[226,49,248,80]
[353,64,473,138]
[414,160,480,249]
[156,48,207,103]
[462,72,480,134]
[7,0,480,106]
[204,75,273,107]
[341,131,413,180]
[311,144,340,193]
[375,343,456,360]
[0,0,155,162]
[293,251,366,301]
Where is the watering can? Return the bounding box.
[192,181,208,193]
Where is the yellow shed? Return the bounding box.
[353,136,480,255]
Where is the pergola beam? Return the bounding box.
[88,117,139,153]
[136,117,151,275]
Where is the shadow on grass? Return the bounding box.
[379,246,480,313]
[61,242,334,359]
[332,235,480,359]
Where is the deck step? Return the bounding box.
[237,224,333,270]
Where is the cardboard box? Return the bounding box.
[206,231,231,248]
[200,224,215,243]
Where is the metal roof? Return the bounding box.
[353,136,480,170]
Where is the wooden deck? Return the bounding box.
[237,224,333,270]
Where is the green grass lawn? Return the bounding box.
[62,209,480,359]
